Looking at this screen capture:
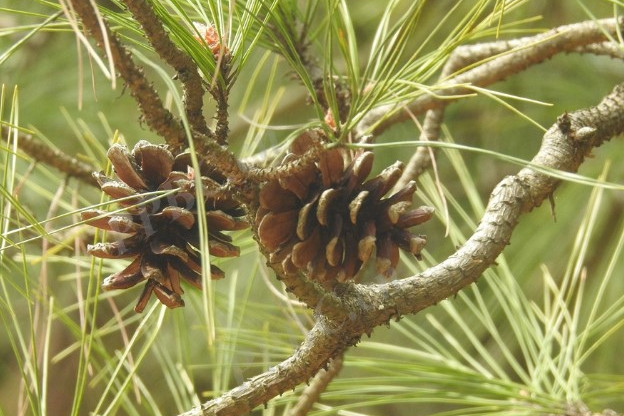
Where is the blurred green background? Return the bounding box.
[1,1,624,415]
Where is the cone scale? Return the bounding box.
[257,137,434,283]
[83,141,247,312]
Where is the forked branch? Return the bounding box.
[12,8,624,415]
[358,18,624,137]
[66,0,187,152]
[179,82,624,416]
[66,0,249,191]
[397,19,624,187]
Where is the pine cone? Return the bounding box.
[256,140,433,283]
[82,141,248,312]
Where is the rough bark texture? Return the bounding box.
[1,126,98,186]
[67,0,187,151]
[122,0,210,137]
[34,8,624,414]
[180,83,624,415]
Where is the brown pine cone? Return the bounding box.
[82,141,248,312]
[256,141,433,283]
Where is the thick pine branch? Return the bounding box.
[181,82,624,416]
[180,317,350,416]
[348,83,624,324]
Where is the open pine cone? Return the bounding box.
[256,139,434,283]
[82,140,248,312]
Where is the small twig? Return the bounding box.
[197,22,233,145]
[395,32,498,188]
[1,126,98,187]
[395,107,444,189]
[213,82,230,144]
[287,353,344,416]
[66,0,187,152]
[122,0,211,138]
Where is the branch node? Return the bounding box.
[558,112,572,135]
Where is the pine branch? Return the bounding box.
[575,41,624,59]
[368,82,624,319]
[66,1,250,197]
[394,103,444,189]
[213,83,230,144]
[121,0,212,138]
[1,126,98,187]
[66,0,187,152]
[179,317,350,416]
[287,353,344,416]
[192,134,249,185]
[246,130,325,183]
[180,82,624,416]
[397,21,624,187]
[357,18,624,137]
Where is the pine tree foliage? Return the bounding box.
[1,1,624,416]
